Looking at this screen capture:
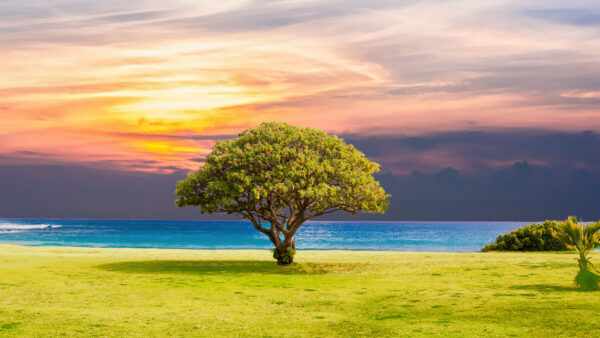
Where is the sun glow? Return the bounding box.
[1,0,600,173]
[138,141,202,156]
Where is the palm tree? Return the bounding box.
[553,217,600,290]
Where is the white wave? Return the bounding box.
[0,223,62,231]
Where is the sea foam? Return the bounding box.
[0,223,61,231]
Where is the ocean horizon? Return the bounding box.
[0,219,533,252]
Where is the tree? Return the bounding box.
[553,217,600,290]
[175,122,390,264]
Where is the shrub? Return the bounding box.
[273,247,296,265]
[482,221,568,252]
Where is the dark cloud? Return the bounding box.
[0,151,64,165]
[0,164,205,219]
[1,130,600,220]
[366,160,600,221]
[344,130,600,173]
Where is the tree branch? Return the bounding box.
[266,195,289,235]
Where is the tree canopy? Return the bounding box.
[175,122,389,264]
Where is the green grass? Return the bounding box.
[0,245,598,337]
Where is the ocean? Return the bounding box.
[0,219,532,252]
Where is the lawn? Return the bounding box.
[0,244,598,337]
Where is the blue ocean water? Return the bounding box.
[0,219,531,252]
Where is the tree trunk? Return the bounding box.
[579,250,589,271]
[274,239,296,265]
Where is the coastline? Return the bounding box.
[0,219,530,252]
[0,243,582,254]
[0,243,473,255]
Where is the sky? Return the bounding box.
[1,0,600,220]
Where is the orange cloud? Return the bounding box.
[1,0,599,172]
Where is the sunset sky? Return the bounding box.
[2,0,600,219]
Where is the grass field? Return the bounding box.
[0,245,598,337]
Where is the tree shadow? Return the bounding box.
[97,260,364,275]
[508,284,576,292]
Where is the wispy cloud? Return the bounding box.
[524,8,600,26]
[0,0,599,171]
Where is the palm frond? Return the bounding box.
[584,221,600,250]
[552,217,600,290]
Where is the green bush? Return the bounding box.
[482,221,568,252]
[273,247,296,265]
